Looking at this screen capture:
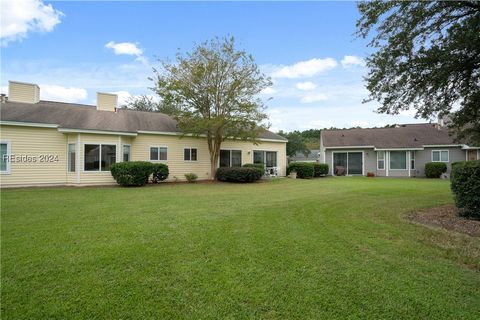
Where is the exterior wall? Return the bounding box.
[0,125,67,187]
[96,93,117,112]
[8,81,40,104]
[413,147,466,176]
[1,125,287,187]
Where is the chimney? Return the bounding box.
[96,92,117,112]
[8,81,40,104]
[0,94,7,103]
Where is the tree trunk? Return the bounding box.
[207,132,222,180]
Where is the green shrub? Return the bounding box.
[151,163,169,183]
[287,162,315,179]
[313,163,329,177]
[216,167,262,183]
[110,161,154,186]
[185,173,198,183]
[242,163,265,176]
[425,162,447,178]
[450,160,480,219]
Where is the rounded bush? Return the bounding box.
[216,167,262,183]
[450,160,480,219]
[185,172,198,183]
[110,161,154,186]
[287,162,315,179]
[313,163,329,177]
[242,163,265,176]
[425,162,447,178]
[151,163,169,183]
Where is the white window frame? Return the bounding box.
[331,151,365,176]
[410,151,415,170]
[83,143,117,172]
[150,146,168,161]
[389,150,407,170]
[0,139,12,175]
[219,149,242,167]
[252,150,278,168]
[183,147,198,162]
[432,150,449,162]
[377,151,385,170]
[123,144,131,162]
[67,143,76,173]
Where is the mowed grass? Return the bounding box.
[1,178,479,319]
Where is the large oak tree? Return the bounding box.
[357,1,480,144]
[151,37,271,178]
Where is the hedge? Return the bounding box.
[151,163,169,183]
[450,160,480,219]
[242,163,265,176]
[313,163,329,177]
[216,167,262,183]
[110,161,155,186]
[425,162,447,178]
[287,162,315,179]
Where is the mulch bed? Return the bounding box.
[407,204,480,237]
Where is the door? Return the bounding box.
[467,149,478,161]
[347,152,363,175]
[333,152,363,176]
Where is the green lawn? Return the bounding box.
[1,178,479,319]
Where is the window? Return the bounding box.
[184,148,197,161]
[123,145,131,162]
[0,141,11,174]
[84,144,116,171]
[410,151,415,170]
[253,150,277,167]
[390,151,407,170]
[432,150,449,162]
[150,147,167,161]
[377,151,385,170]
[68,143,76,172]
[220,150,242,167]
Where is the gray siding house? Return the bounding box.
[319,123,479,177]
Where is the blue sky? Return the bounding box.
[1,0,422,132]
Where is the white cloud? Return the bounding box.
[300,120,334,130]
[40,84,87,103]
[271,58,337,78]
[300,93,328,103]
[296,81,317,91]
[341,55,365,68]
[110,90,132,106]
[1,0,63,46]
[260,87,276,95]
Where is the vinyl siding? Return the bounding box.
[413,147,466,176]
[8,82,40,104]
[0,126,67,187]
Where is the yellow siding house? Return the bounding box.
[0,81,287,187]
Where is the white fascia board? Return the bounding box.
[0,120,59,128]
[324,145,375,149]
[423,144,465,148]
[58,128,137,136]
[137,130,287,143]
[374,147,424,151]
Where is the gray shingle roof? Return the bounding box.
[0,100,286,141]
[291,149,320,161]
[321,124,467,148]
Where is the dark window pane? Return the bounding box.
[347,152,362,175]
[101,145,116,171]
[390,151,406,169]
[220,150,230,167]
[84,144,100,171]
[191,148,197,161]
[0,143,7,172]
[253,151,264,165]
[266,151,277,167]
[150,147,158,160]
[123,145,130,162]
[184,148,190,161]
[232,150,242,167]
[159,147,167,160]
[68,144,76,172]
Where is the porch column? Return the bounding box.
[408,151,411,177]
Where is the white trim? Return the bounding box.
[331,151,364,176]
[183,147,198,162]
[376,150,386,170]
[67,142,76,173]
[149,145,168,162]
[138,130,287,143]
[58,128,137,136]
[0,121,58,128]
[325,145,375,150]
[431,150,449,162]
[389,150,408,170]
[252,150,278,168]
[82,143,117,172]
[410,150,416,170]
[386,151,389,176]
[122,144,131,162]
[408,151,411,177]
[375,147,424,151]
[424,144,464,148]
[0,139,12,174]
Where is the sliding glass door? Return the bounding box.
[333,152,363,175]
